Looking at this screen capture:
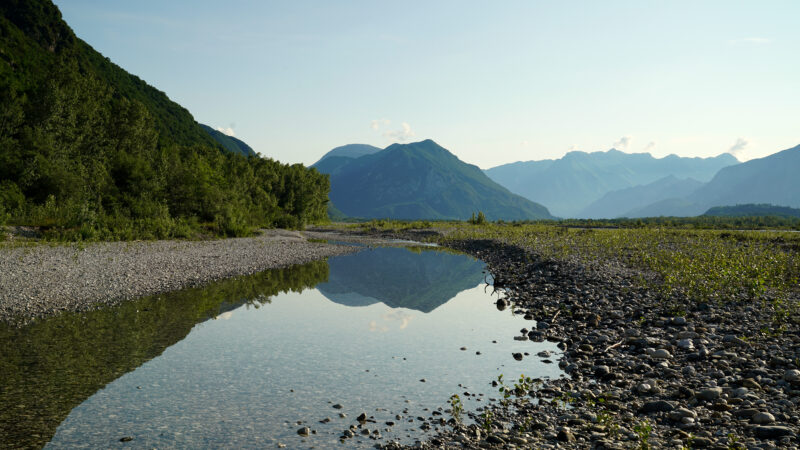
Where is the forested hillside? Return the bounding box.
[0,0,328,239]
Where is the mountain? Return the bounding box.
[312,140,554,221]
[485,150,738,218]
[316,247,486,313]
[631,145,800,217]
[704,204,800,219]
[314,144,382,165]
[0,0,329,237]
[578,175,704,219]
[200,124,256,157]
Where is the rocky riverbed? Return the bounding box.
[324,228,800,449]
[0,230,359,324]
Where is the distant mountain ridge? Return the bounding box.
[485,149,738,217]
[578,175,704,219]
[312,140,554,221]
[314,144,382,165]
[630,145,800,217]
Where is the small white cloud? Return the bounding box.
[613,135,633,150]
[728,137,750,157]
[729,37,772,44]
[215,126,235,137]
[643,141,656,152]
[382,122,415,142]
[520,140,529,147]
[370,118,391,130]
[568,145,579,151]
[382,310,413,330]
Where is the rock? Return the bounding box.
[537,350,551,358]
[332,403,343,409]
[557,428,576,442]
[297,427,310,436]
[697,387,722,401]
[668,408,697,422]
[486,434,506,444]
[677,339,694,350]
[119,437,133,442]
[512,352,523,361]
[733,408,759,418]
[671,316,687,326]
[754,426,796,439]
[784,369,800,384]
[496,299,508,311]
[651,349,672,360]
[741,378,761,389]
[357,412,367,422]
[752,412,776,425]
[640,400,675,413]
[594,365,611,378]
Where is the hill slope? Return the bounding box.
[632,145,800,217]
[0,0,328,237]
[313,140,554,221]
[485,150,738,217]
[199,125,256,157]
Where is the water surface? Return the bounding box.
[1,246,561,448]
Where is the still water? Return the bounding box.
[1,246,561,448]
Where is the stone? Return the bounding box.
[297,427,310,436]
[357,412,367,422]
[697,387,722,401]
[486,434,505,444]
[752,412,776,425]
[754,426,796,439]
[332,403,343,409]
[557,428,577,442]
[784,369,800,384]
[512,352,523,361]
[640,400,675,413]
[668,408,697,422]
[651,349,672,360]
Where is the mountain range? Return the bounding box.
[312,140,553,221]
[484,150,739,218]
[626,144,800,217]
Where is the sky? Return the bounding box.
[54,0,800,168]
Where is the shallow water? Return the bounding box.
[1,246,562,448]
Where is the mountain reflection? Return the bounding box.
[316,247,486,313]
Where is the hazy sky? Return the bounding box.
[54,0,800,168]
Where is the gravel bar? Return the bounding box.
[0,230,359,324]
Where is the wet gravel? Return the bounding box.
[347,230,800,450]
[0,230,359,324]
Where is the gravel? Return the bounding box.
[0,230,359,324]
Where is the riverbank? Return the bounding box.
[0,230,359,325]
[318,225,800,449]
